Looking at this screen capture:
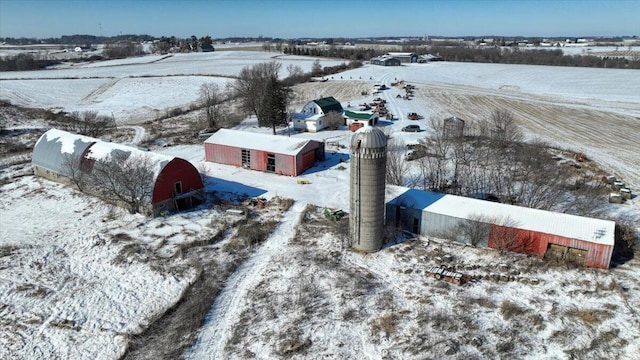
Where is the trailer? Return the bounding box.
[426,266,471,285]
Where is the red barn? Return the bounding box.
[386,187,615,269]
[33,129,204,216]
[204,129,325,176]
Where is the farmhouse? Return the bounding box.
[385,187,615,269]
[370,55,402,66]
[204,129,325,176]
[32,129,204,215]
[293,96,345,132]
[385,52,419,63]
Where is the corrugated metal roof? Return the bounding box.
[313,96,343,114]
[386,186,615,246]
[33,129,175,179]
[32,129,96,174]
[344,110,376,120]
[85,140,174,178]
[204,129,315,156]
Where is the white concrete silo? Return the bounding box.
[350,126,387,252]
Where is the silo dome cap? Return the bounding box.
[351,126,387,149]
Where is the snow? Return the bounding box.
[1,50,640,359]
[185,201,307,359]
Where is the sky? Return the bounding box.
[1,0,639,39]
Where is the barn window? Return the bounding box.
[174,181,183,194]
[266,154,275,172]
[241,149,250,168]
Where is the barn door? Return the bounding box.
[241,149,251,168]
[267,154,276,172]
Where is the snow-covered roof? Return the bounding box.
[386,186,615,246]
[386,52,417,57]
[85,138,174,178]
[33,129,97,174]
[33,129,175,178]
[204,129,318,156]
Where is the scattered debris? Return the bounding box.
[297,180,311,185]
[426,266,472,285]
[249,197,267,207]
[324,208,346,221]
[407,112,420,120]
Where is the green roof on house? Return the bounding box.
[314,96,343,114]
[344,110,374,120]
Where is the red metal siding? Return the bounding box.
[300,150,316,174]
[205,142,321,177]
[274,153,295,176]
[205,143,243,167]
[152,159,204,203]
[487,224,612,269]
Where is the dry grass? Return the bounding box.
[565,308,614,328]
[500,300,527,321]
[370,313,399,338]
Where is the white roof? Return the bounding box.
[386,52,416,57]
[386,186,615,246]
[204,129,316,156]
[34,129,175,179]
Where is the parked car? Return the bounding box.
[405,150,427,161]
[402,125,421,132]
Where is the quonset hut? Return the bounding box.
[32,129,204,215]
[350,126,387,252]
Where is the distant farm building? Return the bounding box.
[293,96,345,132]
[204,129,325,176]
[199,44,215,52]
[386,187,615,269]
[385,52,419,63]
[418,54,444,63]
[370,55,401,66]
[443,116,465,138]
[32,129,204,215]
[344,110,380,131]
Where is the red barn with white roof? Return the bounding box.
[204,129,325,176]
[386,186,615,269]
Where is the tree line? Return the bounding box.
[282,44,640,69]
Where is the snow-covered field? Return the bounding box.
[1,51,639,359]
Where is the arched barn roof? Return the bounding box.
[32,129,96,174]
[84,138,174,179]
[33,129,176,179]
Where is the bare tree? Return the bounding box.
[232,62,290,134]
[311,59,322,76]
[419,117,453,191]
[62,110,116,138]
[489,109,523,147]
[286,64,304,78]
[385,139,410,186]
[199,83,228,131]
[87,152,156,214]
[61,153,87,192]
[488,216,523,252]
[323,111,344,130]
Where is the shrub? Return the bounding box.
[500,300,526,321]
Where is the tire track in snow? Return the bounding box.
[119,126,146,145]
[185,201,307,359]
